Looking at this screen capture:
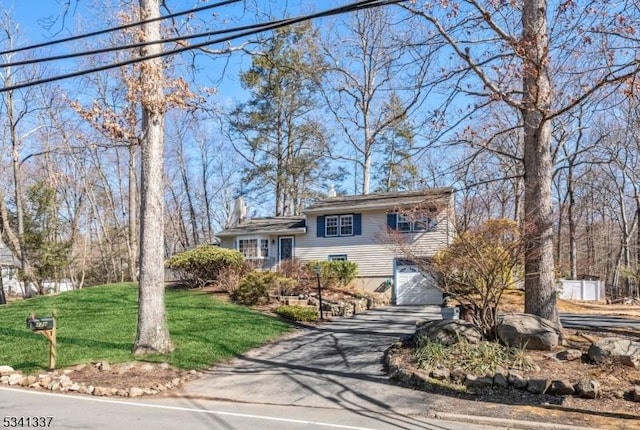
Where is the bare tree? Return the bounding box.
[134,0,172,355]
[404,0,640,323]
[319,6,437,194]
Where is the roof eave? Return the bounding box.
[217,227,307,238]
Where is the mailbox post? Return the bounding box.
[27,311,57,370]
[314,264,324,320]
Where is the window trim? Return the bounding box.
[328,254,348,261]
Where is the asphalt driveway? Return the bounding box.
[173,306,441,415]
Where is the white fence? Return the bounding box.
[558,279,605,301]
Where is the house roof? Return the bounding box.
[217,216,306,237]
[0,240,19,268]
[303,187,454,214]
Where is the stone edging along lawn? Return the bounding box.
[0,362,200,398]
[383,342,640,403]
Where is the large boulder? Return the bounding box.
[496,313,561,350]
[587,337,640,368]
[415,319,483,346]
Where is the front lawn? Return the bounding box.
[0,283,292,373]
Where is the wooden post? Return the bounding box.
[41,311,57,370]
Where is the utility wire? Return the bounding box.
[0,0,242,56]
[0,0,404,93]
[0,18,290,69]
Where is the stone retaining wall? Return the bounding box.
[383,343,640,403]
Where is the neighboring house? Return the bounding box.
[217,188,455,305]
[0,239,21,295]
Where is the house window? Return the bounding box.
[397,214,412,232]
[238,238,270,259]
[260,239,269,258]
[317,214,361,237]
[340,215,353,236]
[238,239,257,258]
[328,254,347,261]
[396,213,436,233]
[326,215,353,237]
[326,216,339,236]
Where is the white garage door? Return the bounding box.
[394,261,442,306]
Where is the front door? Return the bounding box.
[279,237,294,262]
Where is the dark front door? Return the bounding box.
[279,237,294,262]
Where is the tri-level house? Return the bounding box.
[217,188,455,305]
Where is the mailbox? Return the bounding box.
[27,316,55,331]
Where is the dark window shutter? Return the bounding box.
[316,216,325,237]
[353,213,362,235]
[387,213,397,230]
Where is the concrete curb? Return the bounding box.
[433,412,598,430]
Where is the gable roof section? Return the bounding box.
[304,187,454,215]
[217,216,306,237]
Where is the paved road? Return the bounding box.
[0,386,495,430]
[560,313,640,332]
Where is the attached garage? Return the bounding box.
[393,259,443,305]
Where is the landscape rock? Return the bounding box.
[587,338,640,368]
[8,374,23,385]
[0,376,9,384]
[450,367,466,383]
[556,349,583,361]
[25,375,37,386]
[633,386,640,402]
[548,380,575,396]
[574,379,601,399]
[430,368,450,381]
[0,365,15,375]
[464,374,494,389]
[496,313,560,350]
[93,386,110,396]
[493,373,508,388]
[97,362,111,371]
[414,320,483,346]
[526,378,551,394]
[508,371,528,389]
[129,387,144,397]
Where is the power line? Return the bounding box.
[0,18,290,69]
[0,0,404,93]
[0,0,242,56]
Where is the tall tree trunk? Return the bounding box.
[133,0,172,355]
[521,0,559,324]
[567,165,577,279]
[128,144,138,282]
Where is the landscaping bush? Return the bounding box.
[275,305,319,322]
[232,271,296,305]
[277,259,315,293]
[415,337,536,375]
[165,245,244,288]
[431,219,523,339]
[307,260,358,288]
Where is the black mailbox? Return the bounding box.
[27,316,55,331]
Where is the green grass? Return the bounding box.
[0,283,292,373]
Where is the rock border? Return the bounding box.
[384,342,640,403]
[0,362,201,398]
